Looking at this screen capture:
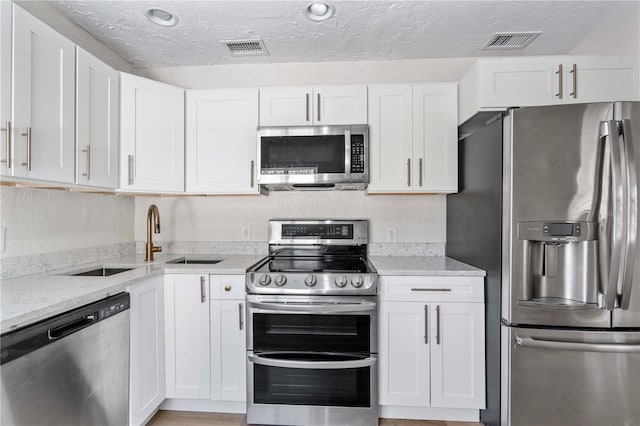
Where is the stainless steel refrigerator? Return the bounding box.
[447,102,640,426]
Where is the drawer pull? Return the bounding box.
[411,288,452,292]
[224,285,232,292]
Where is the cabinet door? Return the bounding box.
[186,89,259,194]
[379,301,430,407]
[164,274,210,399]
[367,84,414,192]
[314,85,368,125]
[430,303,485,409]
[120,73,184,192]
[259,86,313,126]
[0,1,10,176]
[76,47,119,188]
[210,299,246,402]
[413,83,458,192]
[12,5,75,183]
[562,56,640,103]
[129,276,165,426]
[479,57,562,107]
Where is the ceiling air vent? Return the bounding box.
[221,38,269,56]
[483,32,541,50]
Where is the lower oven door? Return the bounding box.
[247,351,378,426]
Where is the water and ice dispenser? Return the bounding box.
[517,221,600,308]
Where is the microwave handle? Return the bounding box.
[345,129,352,174]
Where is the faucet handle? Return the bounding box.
[153,246,162,253]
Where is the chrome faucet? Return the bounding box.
[145,204,162,261]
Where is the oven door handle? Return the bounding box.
[248,353,377,370]
[248,300,376,313]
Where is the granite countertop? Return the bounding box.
[369,255,486,277]
[1,253,483,334]
[0,253,264,334]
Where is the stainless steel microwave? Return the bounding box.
[257,125,369,191]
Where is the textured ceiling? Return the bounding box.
[48,1,639,68]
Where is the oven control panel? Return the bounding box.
[247,272,378,295]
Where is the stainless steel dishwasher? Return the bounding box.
[1,293,130,426]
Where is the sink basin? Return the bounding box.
[166,258,222,265]
[69,267,134,277]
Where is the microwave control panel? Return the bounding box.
[351,135,365,174]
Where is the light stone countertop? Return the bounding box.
[1,253,482,334]
[369,255,486,276]
[0,254,264,334]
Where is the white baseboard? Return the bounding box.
[380,405,479,422]
[160,399,246,414]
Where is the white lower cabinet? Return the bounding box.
[210,275,246,402]
[164,274,211,399]
[379,276,485,421]
[128,276,165,426]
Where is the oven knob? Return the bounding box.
[274,274,287,286]
[304,275,317,287]
[335,276,348,288]
[351,276,364,288]
[258,274,271,286]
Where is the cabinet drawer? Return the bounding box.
[210,275,245,299]
[379,276,483,303]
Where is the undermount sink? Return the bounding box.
[166,258,222,265]
[68,267,134,277]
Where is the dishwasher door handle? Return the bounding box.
[48,314,98,340]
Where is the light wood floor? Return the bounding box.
[147,410,483,426]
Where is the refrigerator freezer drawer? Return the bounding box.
[502,325,640,426]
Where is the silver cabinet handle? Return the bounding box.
[127,154,134,185]
[424,305,428,344]
[238,302,244,330]
[200,276,206,303]
[305,93,310,122]
[418,158,423,187]
[620,119,637,309]
[411,288,452,292]
[555,64,563,99]
[317,93,321,122]
[407,158,411,187]
[21,127,31,171]
[516,336,640,353]
[436,305,441,345]
[250,160,255,188]
[1,120,10,168]
[601,121,624,310]
[248,353,377,370]
[569,63,577,98]
[82,145,91,180]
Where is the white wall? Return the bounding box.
[139,57,475,89]
[134,192,446,244]
[0,187,135,258]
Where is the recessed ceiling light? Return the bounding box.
[144,7,178,27]
[304,2,335,22]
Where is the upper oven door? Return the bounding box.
[257,125,368,185]
[247,295,377,354]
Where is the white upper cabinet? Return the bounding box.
[0,1,11,177]
[76,47,119,189]
[368,83,457,193]
[120,73,184,192]
[186,89,259,194]
[11,4,75,183]
[259,85,367,126]
[459,55,640,124]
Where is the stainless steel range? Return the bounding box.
[245,219,378,426]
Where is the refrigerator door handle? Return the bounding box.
[516,336,640,353]
[620,119,637,310]
[602,120,625,310]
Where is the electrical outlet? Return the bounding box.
[241,226,251,241]
[386,227,397,242]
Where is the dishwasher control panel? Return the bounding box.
[99,298,130,320]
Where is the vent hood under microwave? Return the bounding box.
[257,125,369,191]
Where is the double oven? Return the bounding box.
[245,220,378,426]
